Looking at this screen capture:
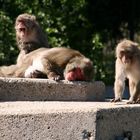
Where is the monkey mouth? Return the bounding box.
[122,60,131,65]
[16,22,26,33]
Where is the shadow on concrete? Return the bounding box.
[105,86,129,99]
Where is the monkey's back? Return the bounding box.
[40,47,85,67]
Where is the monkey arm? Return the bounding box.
[40,58,64,80]
[112,59,126,102]
[23,56,64,80]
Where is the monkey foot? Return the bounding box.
[25,66,47,78]
[126,100,136,104]
[126,100,139,104]
[111,98,121,103]
[31,70,47,78]
[136,98,140,104]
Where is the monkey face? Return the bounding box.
[65,67,85,81]
[114,39,140,104]
[15,21,26,39]
[117,41,138,65]
[119,50,133,64]
[64,58,94,81]
[15,13,37,42]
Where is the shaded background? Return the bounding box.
[0,0,140,86]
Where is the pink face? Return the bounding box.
[121,55,130,64]
[65,67,85,81]
[120,51,132,64]
[15,21,27,39]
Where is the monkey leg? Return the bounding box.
[25,57,63,80]
[111,79,125,103]
[24,64,48,79]
[127,81,140,104]
[127,80,136,104]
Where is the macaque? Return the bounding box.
[15,13,49,65]
[0,13,49,77]
[15,47,94,81]
[0,13,93,81]
[112,39,140,104]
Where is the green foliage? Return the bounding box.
[91,34,104,80]
[1,0,140,85]
[0,11,17,65]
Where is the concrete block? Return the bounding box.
[0,77,105,101]
[0,101,140,140]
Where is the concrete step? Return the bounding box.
[0,77,105,101]
[0,101,139,140]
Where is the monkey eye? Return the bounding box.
[18,28,26,32]
[18,19,24,22]
[70,67,76,72]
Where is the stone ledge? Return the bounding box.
[0,77,105,101]
[0,101,139,140]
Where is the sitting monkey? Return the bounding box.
[0,13,49,77]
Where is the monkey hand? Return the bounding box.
[49,75,62,81]
[47,72,63,81]
[111,98,121,103]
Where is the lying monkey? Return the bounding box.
[15,47,94,81]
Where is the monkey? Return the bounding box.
[0,13,93,81]
[64,56,93,81]
[0,13,49,77]
[15,13,50,66]
[112,39,140,104]
[14,47,94,81]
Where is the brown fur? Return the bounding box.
[15,47,94,81]
[112,39,140,104]
[0,13,49,77]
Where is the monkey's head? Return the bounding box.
[64,57,94,81]
[15,13,41,49]
[116,39,139,65]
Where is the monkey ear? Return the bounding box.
[30,14,36,20]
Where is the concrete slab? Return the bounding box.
[0,77,105,101]
[0,101,139,140]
